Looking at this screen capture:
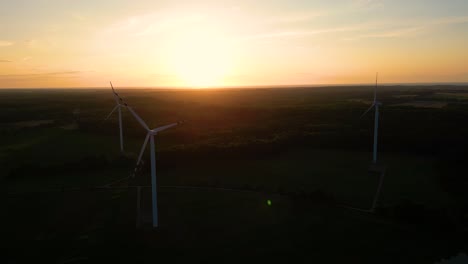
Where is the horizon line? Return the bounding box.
[1,81,468,90]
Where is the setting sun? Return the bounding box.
[167,28,234,87]
[0,1,467,88]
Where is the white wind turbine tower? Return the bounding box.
[361,73,385,212]
[105,82,126,153]
[125,104,182,228]
[361,73,381,164]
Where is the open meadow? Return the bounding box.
[1,85,468,262]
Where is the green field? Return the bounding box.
[2,125,453,209]
[1,86,468,262]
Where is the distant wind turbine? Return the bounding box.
[73,106,81,122]
[361,73,381,164]
[105,82,126,153]
[361,73,385,212]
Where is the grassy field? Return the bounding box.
[1,86,468,262]
[2,188,462,263]
[2,127,452,209]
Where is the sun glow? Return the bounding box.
[167,29,234,88]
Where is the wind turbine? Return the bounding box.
[119,101,182,228]
[73,106,80,122]
[105,82,126,153]
[361,73,385,212]
[361,73,381,164]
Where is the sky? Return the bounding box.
[0,0,467,88]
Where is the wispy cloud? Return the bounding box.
[22,56,32,62]
[352,0,385,9]
[0,71,82,80]
[0,59,12,63]
[108,12,205,37]
[0,40,14,47]
[107,8,326,39]
[345,15,468,40]
[345,26,422,40]
[146,73,178,83]
[426,15,468,26]
[72,13,87,21]
[244,25,366,40]
[149,73,175,78]
[368,27,422,38]
[24,39,38,47]
[23,39,57,49]
[265,11,325,24]
[0,71,86,88]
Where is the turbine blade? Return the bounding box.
[110,81,120,97]
[109,81,128,106]
[110,82,148,131]
[374,72,378,102]
[136,133,150,167]
[127,106,150,131]
[109,81,120,104]
[105,105,119,120]
[360,104,375,118]
[133,133,150,177]
[151,121,182,133]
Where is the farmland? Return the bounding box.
[1,85,468,262]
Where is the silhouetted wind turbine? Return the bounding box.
[361,73,381,164]
[73,106,80,122]
[105,82,126,153]
[124,105,183,228]
[360,73,386,213]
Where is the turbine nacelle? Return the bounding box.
[128,104,183,181]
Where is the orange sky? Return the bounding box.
[1,0,467,88]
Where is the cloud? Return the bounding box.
[25,39,38,47]
[0,71,87,88]
[345,15,468,40]
[149,73,176,78]
[346,26,422,40]
[0,71,82,80]
[244,25,365,40]
[352,0,384,9]
[368,27,422,38]
[108,12,205,37]
[72,13,87,21]
[24,39,57,49]
[0,59,12,63]
[0,40,14,47]
[108,8,325,39]
[265,11,325,24]
[426,16,468,26]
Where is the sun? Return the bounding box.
[168,29,233,88]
